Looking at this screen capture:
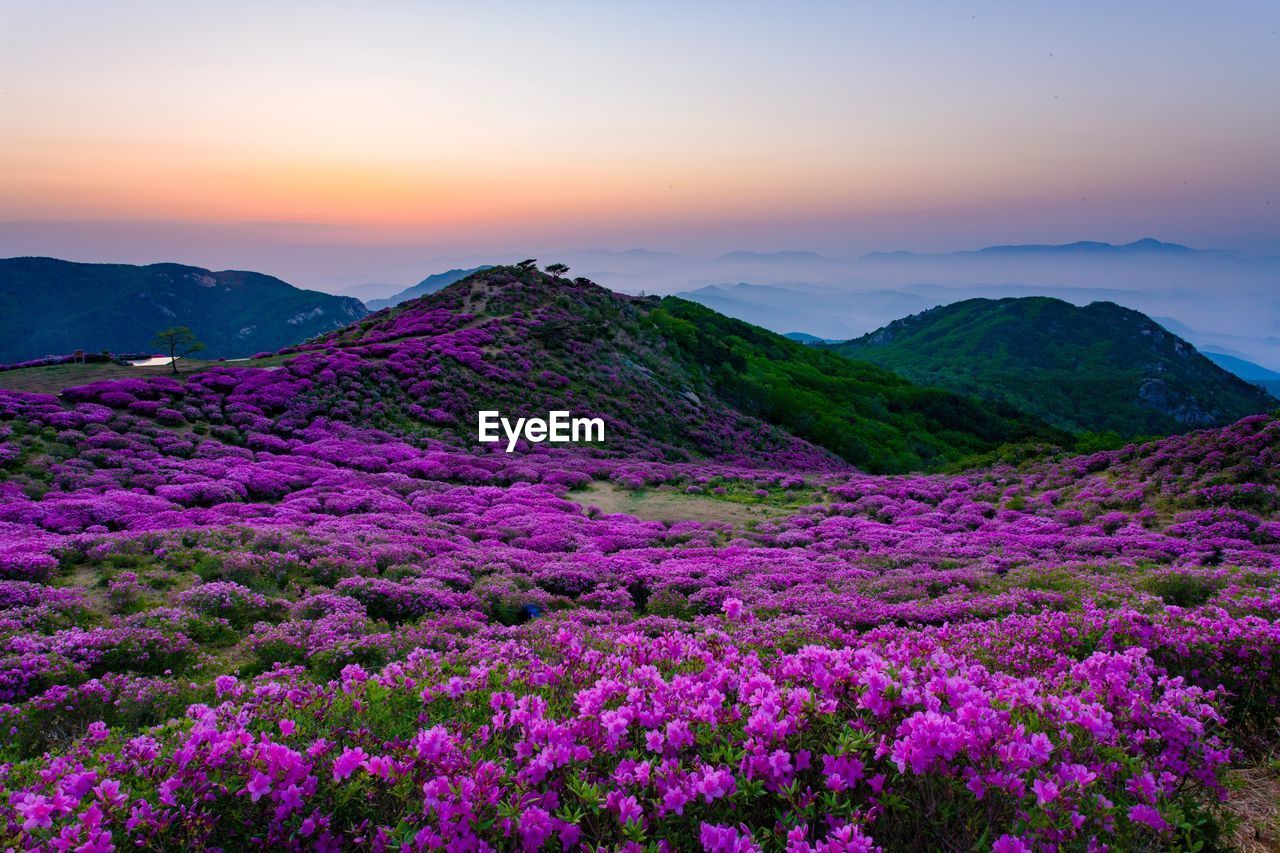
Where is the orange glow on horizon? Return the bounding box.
[2,134,1190,236]
[0,2,1275,253]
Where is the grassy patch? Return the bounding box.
[567,482,798,527]
[0,356,295,396]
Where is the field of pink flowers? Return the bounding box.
[0,279,1277,850]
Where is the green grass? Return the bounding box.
[0,355,295,396]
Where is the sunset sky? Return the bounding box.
[1,1,1277,287]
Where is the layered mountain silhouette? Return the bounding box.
[364,266,494,311]
[1204,351,1280,382]
[664,240,1280,367]
[0,257,367,363]
[860,237,1203,261]
[827,297,1278,436]
[1204,351,1280,398]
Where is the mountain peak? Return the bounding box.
[831,296,1276,435]
[285,264,1061,472]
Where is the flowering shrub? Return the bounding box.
[178,581,284,628]
[332,576,478,624]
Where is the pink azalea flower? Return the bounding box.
[331,746,368,781]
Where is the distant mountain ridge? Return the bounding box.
[676,283,926,341]
[976,238,1197,256]
[1204,352,1280,399]
[861,238,1204,260]
[828,297,1278,436]
[0,257,367,363]
[365,266,494,310]
[1203,351,1280,381]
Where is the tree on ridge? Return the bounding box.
[153,327,205,375]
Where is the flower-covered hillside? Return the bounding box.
[0,265,1275,850]
[289,264,1061,472]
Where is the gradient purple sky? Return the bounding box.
[1,1,1277,288]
